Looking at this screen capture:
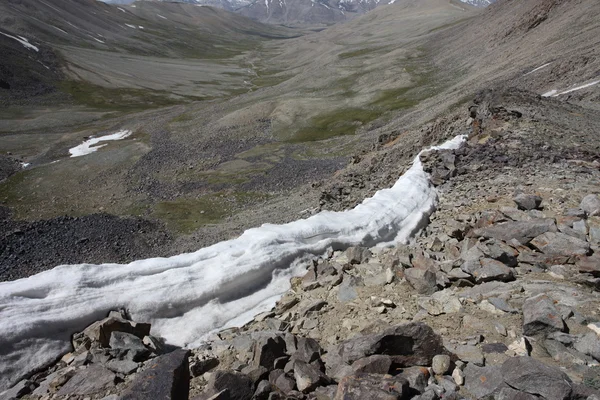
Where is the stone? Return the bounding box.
[109,331,150,361]
[294,337,323,363]
[106,359,139,375]
[120,349,190,400]
[481,343,508,354]
[419,289,462,316]
[522,294,566,336]
[81,316,151,348]
[338,275,361,302]
[334,374,409,400]
[530,232,590,256]
[293,360,328,393]
[473,258,514,283]
[405,268,438,295]
[241,365,269,384]
[447,344,484,366]
[351,355,392,375]
[432,355,451,375]
[254,380,272,400]
[201,371,254,400]
[501,357,572,400]
[275,294,299,314]
[483,240,519,267]
[473,219,556,245]
[574,333,600,361]
[399,366,430,393]
[274,372,296,393]
[487,297,518,313]
[463,364,503,399]
[513,193,543,211]
[346,246,372,264]
[577,254,600,277]
[337,322,445,367]
[1,380,33,399]
[452,368,464,386]
[253,335,287,369]
[581,194,600,217]
[142,335,165,354]
[301,300,327,316]
[190,357,219,377]
[56,365,116,396]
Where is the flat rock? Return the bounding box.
[501,357,572,400]
[81,316,151,348]
[351,355,392,375]
[294,337,323,363]
[446,344,484,366]
[334,373,409,400]
[473,219,556,245]
[293,360,328,393]
[464,364,503,399]
[581,194,600,217]
[56,365,116,396]
[522,294,566,336]
[120,349,190,400]
[337,322,445,367]
[577,254,600,277]
[473,258,514,283]
[346,246,372,264]
[513,193,543,211]
[109,331,150,362]
[405,268,438,295]
[574,333,600,361]
[530,232,590,256]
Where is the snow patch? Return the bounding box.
[52,26,69,35]
[0,32,39,52]
[118,7,126,12]
[542,79,600,97]
[68,130,132,158]
[157,14,168,19]
[125,24,137,29]
[0,135,465,391]
[524,62,551,76]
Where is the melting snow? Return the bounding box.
[68,130,132,157]
[52,26,68,35]
[157,14,168,19]
[118,7,126,12]
[0,135,465,390]
[138,26,144,29]
[524,62,551,76]
[542,79,600,97]
[125,24,137,29]
[0,32,39,52]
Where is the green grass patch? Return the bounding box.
[170,113,195,123]
[152,191,270,234]
[289,108,381,143]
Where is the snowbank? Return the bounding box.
[69,130,132,157]
[0,32,39,52]
[0,135,465,390]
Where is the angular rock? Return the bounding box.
[473,219,556,245]
[334,374,409,400]
[472,258,514,283]
[293,360,328,393]
[254,380,272,400]
[513,193,543,211]
[190,357,219,377]
[274,372,296,393]
[106,359,139,375]
[446,344,484,366]
[1,380,33,400]
[574,333,600,361]
[463,364,503,399]
[405,268,438,295]
[120,349,190,400]
[530,232,590,257]
[56,365,116,396]
[294,337,323,363]
[351,355,392,375]
[399,366,430,393]
[338,322,445,366]
[419,289,462,316]
[241,365,269,384]
[338,275,361,302]
[581,194,600,217]
[432,355,451,375]
[346,246,372,264]
[253,335,287,369]
[109,331,151,362]
[81,316,151,348]
[483,240,519,267]
[501,357,572,400]
[522,294,566,336]
[577,254,600,277]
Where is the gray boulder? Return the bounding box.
[473,258,514,283]
[513,194,543,211]
[530,232,590,256]
[581,194,600,217]
[109,331,150,362]
[500,357,572,400]
[464,364,503,399]
[293,360,328,393]
[334,373,409,400]
[80,316,151,348]
[345,246,372,264]
[204,371,254,400]
[294,337,323,363]
[253,335,287,369]
[351,355,392,375]
[120,349,190,400]
[405,268,438,295]
[431,355,451,375]
[574,333,600,361]
[522,294,566,336]
[473,219,556,245]
[56,366,116,396]
[337,322,445,366]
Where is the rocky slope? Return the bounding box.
[5,86,600,399]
